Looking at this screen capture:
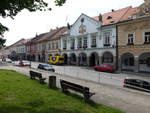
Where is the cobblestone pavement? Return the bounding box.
[0,65,150,113]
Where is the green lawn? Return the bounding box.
[0,69,124,113]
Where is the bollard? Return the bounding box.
[48,76,56,89]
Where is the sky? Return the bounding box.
[0,0,144,46]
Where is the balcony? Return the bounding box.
[83,45,87,50]
[63,47,66,50]
[104,44,110,47]
[70,47,74,50]
[91,45,96,48]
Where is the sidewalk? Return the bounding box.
[0,65,150,113]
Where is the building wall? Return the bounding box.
[118,17,150,72]
[61,14,116,66]
[118,18,150,57]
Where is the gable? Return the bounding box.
[70,14,101,36]
[135,0,150,17]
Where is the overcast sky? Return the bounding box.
[0,0,144,46]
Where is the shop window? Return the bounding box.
[129,57,134,66]
[124,57,134,66]
[147,58,150,67]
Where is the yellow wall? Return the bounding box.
[118,18,150,57]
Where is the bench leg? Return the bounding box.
[39,79,45,84]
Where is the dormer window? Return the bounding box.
[107,16,112,19]
[110,21,115,23]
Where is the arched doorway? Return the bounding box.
[55,53,60,56]
[42,53,45,62]
[38,54,40,62]
[78,53,87,66]
[10,51,17,61]
[62,53,68,64]
[32,54,35,61]
[70,53,76,65]
[139,52,150,73]
[102,52,113,64]
[90,52,99,66]
[121,53,135,71]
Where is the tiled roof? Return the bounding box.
[9,38,25,47]
[48,27,67,41]
[26,27,67,44]
[94,6,138,25]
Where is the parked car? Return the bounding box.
[5,58,12,63]
[94,64,116,73]
[37,64,55,72]
[14,60,30,66]
[20,61,31,66]
[124,78,150,92]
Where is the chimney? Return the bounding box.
[67,23,70,30]
[98,13,102,22]
[50,29,53,32]
[112,9,115,12]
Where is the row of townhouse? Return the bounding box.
[61,0,150,73]
[1,0,150,73]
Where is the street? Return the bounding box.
[31,62,150,87]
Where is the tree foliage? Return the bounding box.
[0,0,66,46]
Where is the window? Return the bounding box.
[144,31,150,44]
[70,39,75,49]
[127,33,134,45]
[78,38,82,48]
[52,43,54,49]
[63,40,67,49]
[91,35,96,47]
[42,44,46,51]
[83,37,87,48]
[107,16,112,19]
[103,32,111,46]
[48,43,51,50]
[56,42,58,49]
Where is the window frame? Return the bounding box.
[143,31,150,44]
[127,33,134,45]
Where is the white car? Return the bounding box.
[14,60,31,66]
[5,58,12,63]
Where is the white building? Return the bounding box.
[61,7,136,67]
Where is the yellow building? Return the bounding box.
[117,0,150,72]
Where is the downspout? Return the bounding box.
[116,25,119,70]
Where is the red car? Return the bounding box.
[94,64,116,73]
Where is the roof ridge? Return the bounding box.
[102,6,132,15]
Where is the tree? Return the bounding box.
[0,0,66,46]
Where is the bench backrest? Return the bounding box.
[30,71,42,78]
[60,79,89,93]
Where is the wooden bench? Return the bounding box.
[60,79,95,100]
[29,71,46,84]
